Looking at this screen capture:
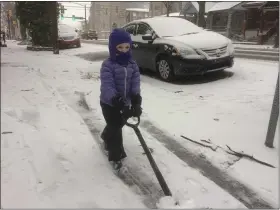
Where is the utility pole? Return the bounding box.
[51,2,59,54]
[84,4,87,31]
[109,4,112,32]
[7,10,11,39]
[265,74,279,148]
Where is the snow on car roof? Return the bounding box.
[130,17,203,37]
[131,16,188,24]
[208,2,241,12]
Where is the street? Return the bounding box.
[1,41,279,208]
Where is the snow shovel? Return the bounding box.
[125,116,176,202]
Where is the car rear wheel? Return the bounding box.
[157,56,175,82]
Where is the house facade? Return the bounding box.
[241,1,279,43]
[206,1,279,44]
[89,2,149,38]
[149,2,182,17]
[181,2,217,23]
[125,8,149,23]
[206,2,246,37]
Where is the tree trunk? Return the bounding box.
[274,19,279,48]
[198,1,206,28]
[20,24,27,40]
[163,2,171,17]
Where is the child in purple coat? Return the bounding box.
[100,28,142,170]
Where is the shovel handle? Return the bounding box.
[125,116,140,128]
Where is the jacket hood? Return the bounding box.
[109,28,132,64]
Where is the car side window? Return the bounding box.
[123,24,136,35]
[136,23,152,35]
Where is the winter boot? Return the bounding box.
[102,141,108,156]
[111,160,122,171]
[100,132,108,155]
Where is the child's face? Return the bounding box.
[116,43,130,53]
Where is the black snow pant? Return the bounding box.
[100,101,128,162]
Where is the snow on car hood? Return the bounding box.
[164,31,229,49]
[59,31,76,37]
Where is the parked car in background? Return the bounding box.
[80,30,87,39]
[1,31,7,47]
[88,30,98,40]
[122,17,235,82]
[81,30,98,40]
[58,24,81,48]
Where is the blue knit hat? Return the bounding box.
[109,28,132,65]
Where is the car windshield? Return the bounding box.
[146,17,203,37]
[58,24,75,33]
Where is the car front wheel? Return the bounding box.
[157,56,175,82]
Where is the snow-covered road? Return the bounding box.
[1,41,278,208]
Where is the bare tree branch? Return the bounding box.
[180,135,276,169]
[181,135,219,151]
[226,145,276,168]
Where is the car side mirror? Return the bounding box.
[142,34,153,41]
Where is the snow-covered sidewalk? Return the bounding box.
[1,41,278,208]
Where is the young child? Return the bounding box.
[100,28,142,170]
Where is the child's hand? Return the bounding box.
[112,95,125,110]
[122,106,133,119]
[132,105,142,117]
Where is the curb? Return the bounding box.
[81,39,108,46]
[234,53,279,61]
[235,47,279,52]
[18,40,32,46]
[234,48,279,61]
[26,45,53,51]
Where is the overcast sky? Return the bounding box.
[59,2,91,29]
[58,2,150,29]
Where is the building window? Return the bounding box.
[212,12,228,30]
[105,8,108,15]
[133,12,136,17]
[116,6,118,13]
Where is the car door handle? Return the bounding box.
[133,43,138,48]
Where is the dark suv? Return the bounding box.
[88,30,98,40]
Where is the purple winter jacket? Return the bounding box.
[100,58,141,107]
